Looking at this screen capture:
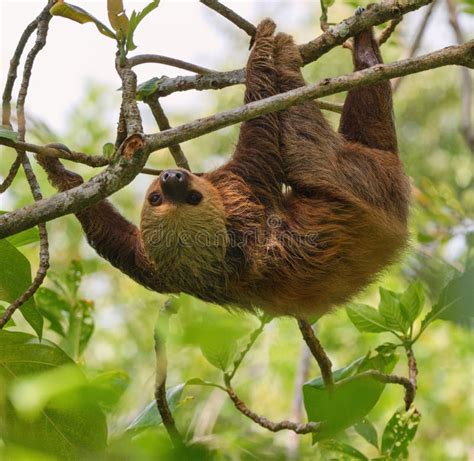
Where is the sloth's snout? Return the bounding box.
[160,169,189,202]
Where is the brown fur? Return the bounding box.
[38,20,410,318]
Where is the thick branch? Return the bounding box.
[146,41,473,152]
[129,54,215,75]
[0,41,472,238]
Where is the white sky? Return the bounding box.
[2,0,470,135]
[0,1,325,132]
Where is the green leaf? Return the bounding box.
[0,239,43,338]
[102,142,115,158]
[125,383,184,435]
[0,304,15,327]
[0,126,17,141]
[319,440,368,460]
[0,331,107,459]
[200,340,238,372]
[379,288,409,334]
[400,282,425,324]
[126,0,160,51]
[49,2,116,39]
[89,370,130,413]
[304,352,398,442]
[64,259,83,299]
[354,418,378,449]
[136,77,162,101]
[0,212,39,247]
[346,303,391,333]
[421,268,474,331]
[107,0,129,37]
[35,287,71,337]
[381,408,421,459]
[305,355,367,390]
[76,299,95,355]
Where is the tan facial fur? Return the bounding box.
[140,171,229,293]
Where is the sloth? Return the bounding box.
[39,19,410,318]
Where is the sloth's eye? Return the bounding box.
[148,192,162,206]
[186,191,203,206]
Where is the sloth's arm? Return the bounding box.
[229,19,284,208]
[37,156,162,291]
[339,27,398,153]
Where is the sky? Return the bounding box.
[1,0,470,134]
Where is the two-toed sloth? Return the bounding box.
[39,20,410,317]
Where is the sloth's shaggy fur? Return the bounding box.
[39,20,409,317]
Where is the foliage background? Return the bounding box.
[0,1,473,460]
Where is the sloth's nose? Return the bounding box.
[160,169,189,202]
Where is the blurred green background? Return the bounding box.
[0,1,473,460]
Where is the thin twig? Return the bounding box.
[2,7,45,127]
[129,54,215,75]
[225,318,267,383]
[446,0,474,153]
[0,3,48,193]
[286,345,312,461]
[154,301,184,449]
[378,16,403,46]
[0,138,109,166]
[0,155,24,193]
[224,385,321,434]
[199,0,256,38]
[393,0,438,91]
[1,40,473,239]
[340,370,416,410]
[0,138,163,176]
[404,343,418,392]
[145,97,190,170]
[0,3,51,330]
[297,319,333,387]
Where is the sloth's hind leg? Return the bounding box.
[274,33,343,193]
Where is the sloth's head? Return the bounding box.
[140,169,228,274]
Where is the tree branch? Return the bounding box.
[199,0,256,38]
[0,2,51,329]
[154,301,184,449]
[129,54,215,75]
[392,0,438,91]
[224,385,321,434]
[446,0,474,153]
[144,97,190,170]
[225,317,268,383]
[141,0,435,100]
[378,16,403,46]
[297,320,333,387]
[341,370,416,410]
[0,40,472,238]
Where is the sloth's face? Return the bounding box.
[140,169,228,273]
